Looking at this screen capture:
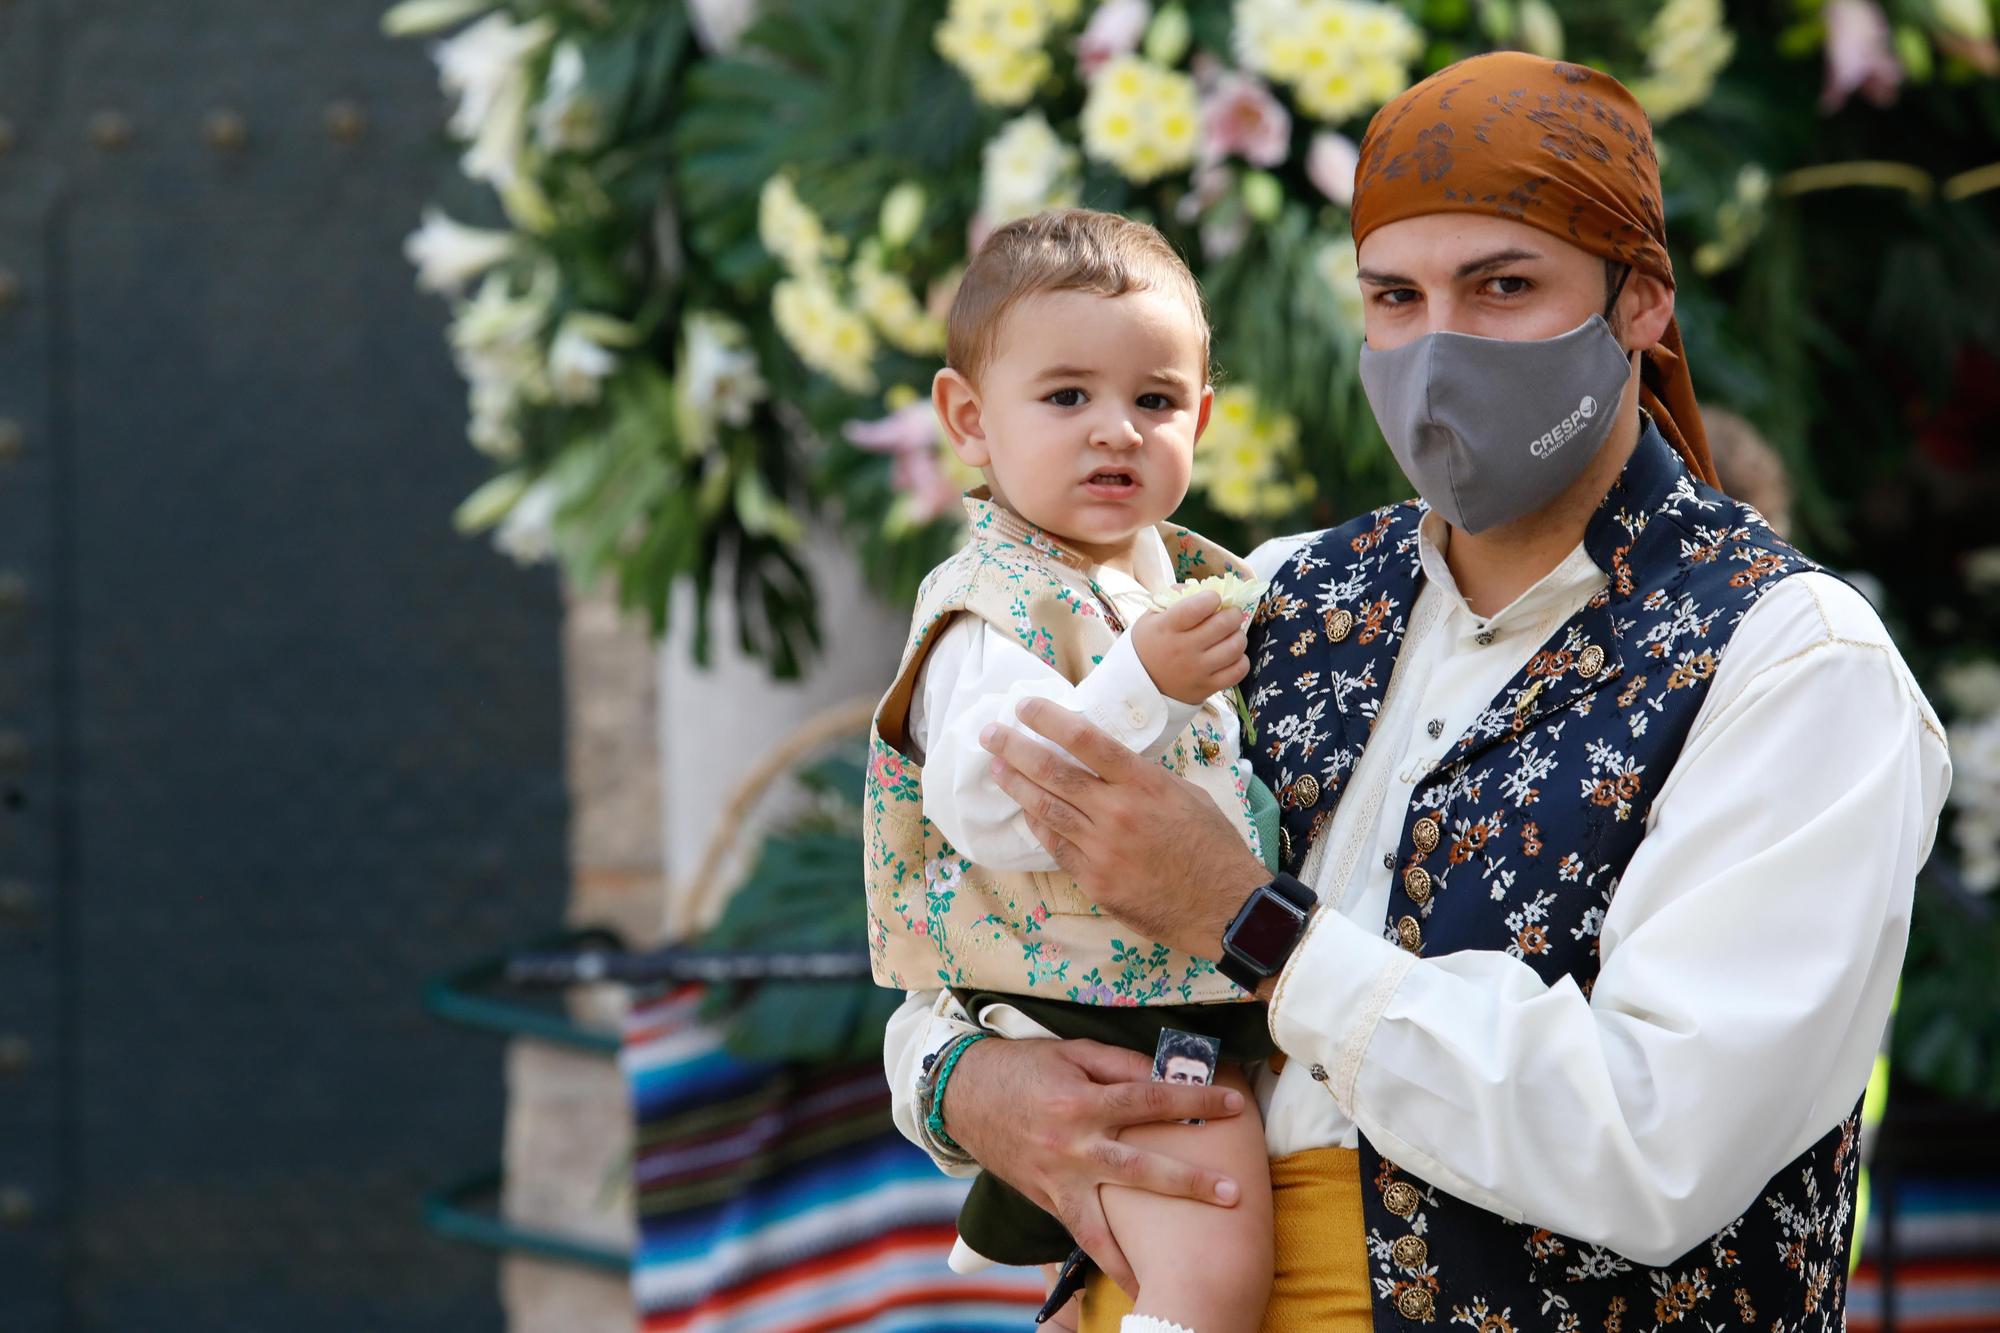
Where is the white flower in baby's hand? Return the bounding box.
[1151,573,1267,613]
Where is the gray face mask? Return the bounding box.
[1358,314,1635,534]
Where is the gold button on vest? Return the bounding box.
[1403,866,1432,904]
[1395,1287,1435,1320]
[1412,816,1440,854]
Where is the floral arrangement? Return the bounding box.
[388,0,2000,684]
[389,0,2000,1108]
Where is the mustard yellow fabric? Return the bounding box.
[1079,1148,1373,1332]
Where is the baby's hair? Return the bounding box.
[946,208,1210,386]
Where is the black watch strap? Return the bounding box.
[1218,872,1317,993]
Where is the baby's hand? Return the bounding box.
[1132,590,1252,705]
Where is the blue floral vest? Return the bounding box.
[1247,427,1862,1329]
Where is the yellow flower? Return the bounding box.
[1192,385,1315,520]
[1081,55,1200,183]
[853,248,947,355]
[758,174,836,277]
[1631,0,1735,120]
[773,273,878,393]
[935,0,1076,106]
[1233,0,1420,124]
[981,111,1082,223]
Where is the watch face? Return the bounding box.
[1227,890,1305,967]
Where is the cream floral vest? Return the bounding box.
[864,490,1263,1006]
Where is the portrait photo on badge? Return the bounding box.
[1153,1028,1221,1123]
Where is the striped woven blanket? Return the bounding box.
[624,986,1044,1331]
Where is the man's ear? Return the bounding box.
[932,367,991,468]
[1616,271,1675,354]
[1192,383,1215,444]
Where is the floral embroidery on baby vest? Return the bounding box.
[1248,426,1859,1328]
[864,490,1262,1004]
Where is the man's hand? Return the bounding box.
[1130,590,1251,705]
[980,697,1271,959]
[940,1035,1245,1297]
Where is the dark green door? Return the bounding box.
[0,4,568,1327]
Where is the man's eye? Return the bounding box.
[1486,276,1532,296]
[1137,393,1173,411]
[1374,288,1419,306]
[1047,388,1085,407]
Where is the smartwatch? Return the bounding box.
[1217,871,1317,994]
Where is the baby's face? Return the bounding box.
[953,288,1210,566]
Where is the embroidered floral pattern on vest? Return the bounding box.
[865,492,1261,1005]
[1248,427,1859,1328]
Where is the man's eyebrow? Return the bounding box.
[1356,248,1547,287]
[1453,247,1543,278]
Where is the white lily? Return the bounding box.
[434,11,554,186]
[404,207,516,294]
[548,314,620,404]
[677,312,768,453]
[688,0,760,54]
[450,269,550,358]
[492,475,560,565]
[382,0,490,36]
[535,42,606,153]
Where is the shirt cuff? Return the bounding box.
[911,995,983,1176]
[1268,904,1416,1115]
[1075,624,1201,761]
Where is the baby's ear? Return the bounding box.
[933,367,991,468]
[1192,383,1216,445]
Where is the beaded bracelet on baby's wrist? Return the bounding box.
[923,1031,990,1158]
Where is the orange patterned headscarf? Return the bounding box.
[1350,52,1718,486]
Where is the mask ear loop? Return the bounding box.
[1603,263,1645,421]
[1602,263,1634,324]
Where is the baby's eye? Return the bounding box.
[1047,388,1086,407]
[1137,393,1173,411]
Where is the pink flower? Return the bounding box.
[1076,0,1150,80]
[1032,904,1050,923]
[1821,0,1902,112]
[1200,70,1291,168]
[1306,131,1359,207]
[1172,161,1247,260]
[842,401,963,523]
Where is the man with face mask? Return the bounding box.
[883,52,1950,1331]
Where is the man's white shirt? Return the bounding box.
[883,514,1951,1264]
